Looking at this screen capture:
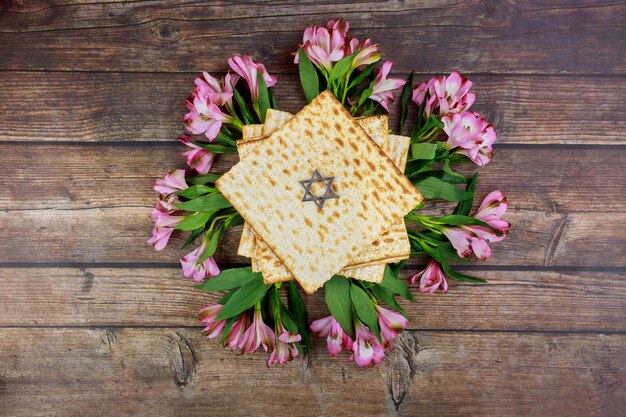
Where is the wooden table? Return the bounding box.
[1,2,625,416]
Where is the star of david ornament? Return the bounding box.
[299,169,339,209]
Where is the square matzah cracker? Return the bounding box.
[237,117,392,283]
[216,91,422,293]
[251,111,412,284]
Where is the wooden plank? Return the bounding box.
[0,328,623,416]
[0,144,624,266]
[1,145,624,213]
[0,1,625,74]
[0,268,625,333]
[1,71,625,144]
[4,206,624,267]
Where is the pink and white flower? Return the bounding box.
[310,315,353,356]
[442,111,497,166]
[184,92,235,141]
[375,305,408,348]
[178,135,215,174]
[369,61,406,112]
[350,320,386,367]
[180,238,220,283]
[268,321,302,366]
[199,304,226,339]
[347,38,381,69]
[238,307,275,353]
[295,20,348,71]
[474,191,511,234]
[228,54,277,102]
[412,71,475,117]
[224,313,252,351]
[442,226,473,259]
[194,71,238,108]
[154,169,188,195]
[410,259,449,294]
[147,201,184,251]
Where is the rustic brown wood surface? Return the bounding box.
[0,1,625,416]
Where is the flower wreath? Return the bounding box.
[149,19,510,367]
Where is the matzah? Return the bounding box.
[217,91,422,293]
[241,111,412,285]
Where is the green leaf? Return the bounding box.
[233,87,254,124]
[280,304,300,335]
[453,172,478,216]
[412,114,443,141]
[196,266,260,292]
[288,281,311,355]
[411,142,439,160]
[358,85,373,107]
[442,159,467,184]
[176,184,215,199]
[414,177,473,202]
[370,285,408,318]
[347,62,377,90]
[349,282,381,341]
[193,142,237,154]
[298,49,320,103]
[213,134,237,147]
[218,289,236,305]
[256,73,270,123]
[380,266,415,302]
[436,242,470,263]
[186,173,221,185]
[216,275,270,320]
[175,193,232,212]
[324,276,355,339]
[174,211,214,231]
[328,52,355,83]
[436,214,491,228]
[197,225,223,264]
[399,71,414,132]
[182,225,205,249]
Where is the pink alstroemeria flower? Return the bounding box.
[350,320,386,367]
[442,111,497,166]
[375,305,408,348]
[194,71,239,108]
[268,322,302,366]
[224,313,252,351]
[178,135,215,174]
[413,71,475,117]
[180,239,220,283]
[345,38,381,69]
[147,201,184,251]
[442,226,473,259]
[295,20,347,71]
[228,54,277,102]
[199,304,227,339]
[369,61,406,112]
[184,92,234,141]
[310,315,353,356]
[410,259,449,294]
[238,307,275,354]
[474,191,511,234]
[154,169,188,195]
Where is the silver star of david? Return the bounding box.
[299,169,339,209]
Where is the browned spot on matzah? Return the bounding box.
[334,138,344,147]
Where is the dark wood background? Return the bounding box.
[1,1,625,416]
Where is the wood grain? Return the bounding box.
[1,72,625,144]
[0,1,624,74]
[1,267,625,333]
[1,144,624,266]
[0,328,623,417]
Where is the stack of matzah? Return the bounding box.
[216,91,423,294]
